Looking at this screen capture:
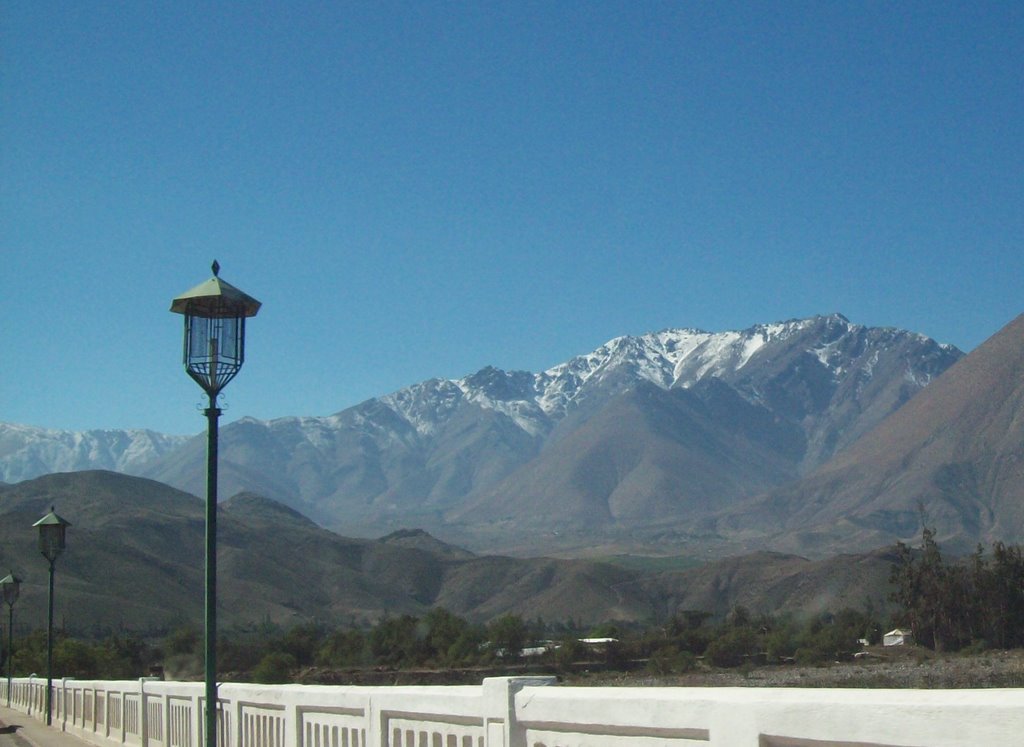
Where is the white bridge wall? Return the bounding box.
[4,675,1023,747]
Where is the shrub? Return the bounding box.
[647,645,697,674]
[488,614,528,658]
[554,637,586,669]
[705,628,759,668]
[252,652,297,684]
[317,629,367,668]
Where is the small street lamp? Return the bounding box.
[0,571,21,707]
[33,507,70,726]
[171,261,260,747]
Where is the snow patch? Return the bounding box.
[738,334,767,369]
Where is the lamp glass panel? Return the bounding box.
[39,526,65,562]
[1,581,19,606]
[184,313,245,394]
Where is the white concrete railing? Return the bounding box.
[3,675,1024,747]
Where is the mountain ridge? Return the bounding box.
[716,312,1024,555]
[0,470,897,629]
[0,423,191,484]
[1,314,964,550]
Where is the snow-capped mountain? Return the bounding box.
[714,312,1024,556]
[0,423,190,484]
[1,314,963,546]
[131,314,961,534]
[388,314,955,438]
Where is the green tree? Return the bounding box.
[891,527,972,651]
[281,623,327,667]
[96,634,151,678]
[793,611,865,664]
[9,633,148,680]
[219,636,267,675]
[705,627,758,668]
[979,542,1024,648]
[553,637,586,669]
[664,612,714,656]
[725,605,752,628]
[445,626,487,666]
[487,614,527,659]
[164,625,201,656]
[764,620,800,662]
[665,610,712,635]
[587,622,621,639]
[646,644,696,674]
[369,615,429,667]
[317,629,367,668]
[54,639,100,679]
[252,652,297,684]
[422,608,471,665]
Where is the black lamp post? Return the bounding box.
[171,261,260,747]
[32,507,70,726]
[0,571,21,707]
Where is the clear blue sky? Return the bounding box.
[2,2,1021,435]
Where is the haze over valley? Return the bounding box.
[3,311,1024,627]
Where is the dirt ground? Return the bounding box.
[298,647,1024,689]
[568,647,1024,689]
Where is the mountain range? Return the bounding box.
[0,423,189,484]
[0,470,897,631]
[0,314,962,555]
[6,311,1024,628]
[715,312,1024,556]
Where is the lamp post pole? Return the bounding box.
[0,572,21,707]
[203,391,219,745]
[32,508,69,726]
[171,261,260,747]
[45,559,54,718]
[5,590,13,706]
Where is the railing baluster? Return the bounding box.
[5,675,1024,747]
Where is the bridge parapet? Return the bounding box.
[3,675,1023,746]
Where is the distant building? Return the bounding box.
[520,642,558,658]
[578,637,618,653]
[883,628,914,646]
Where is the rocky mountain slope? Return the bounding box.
[0,471,896,630]
[0,423,189,484]
[0,314,962,549]
[717,313,1024,556]
[139,314,961,541]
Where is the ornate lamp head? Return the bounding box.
[170,261,261,397]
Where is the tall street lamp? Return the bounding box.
[0,571,21,707]
[171,261,260,747]
[33,507,70,726]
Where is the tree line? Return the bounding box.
[3,605,884,684]
[4,528,1021,683]
[889,527,1024,652]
